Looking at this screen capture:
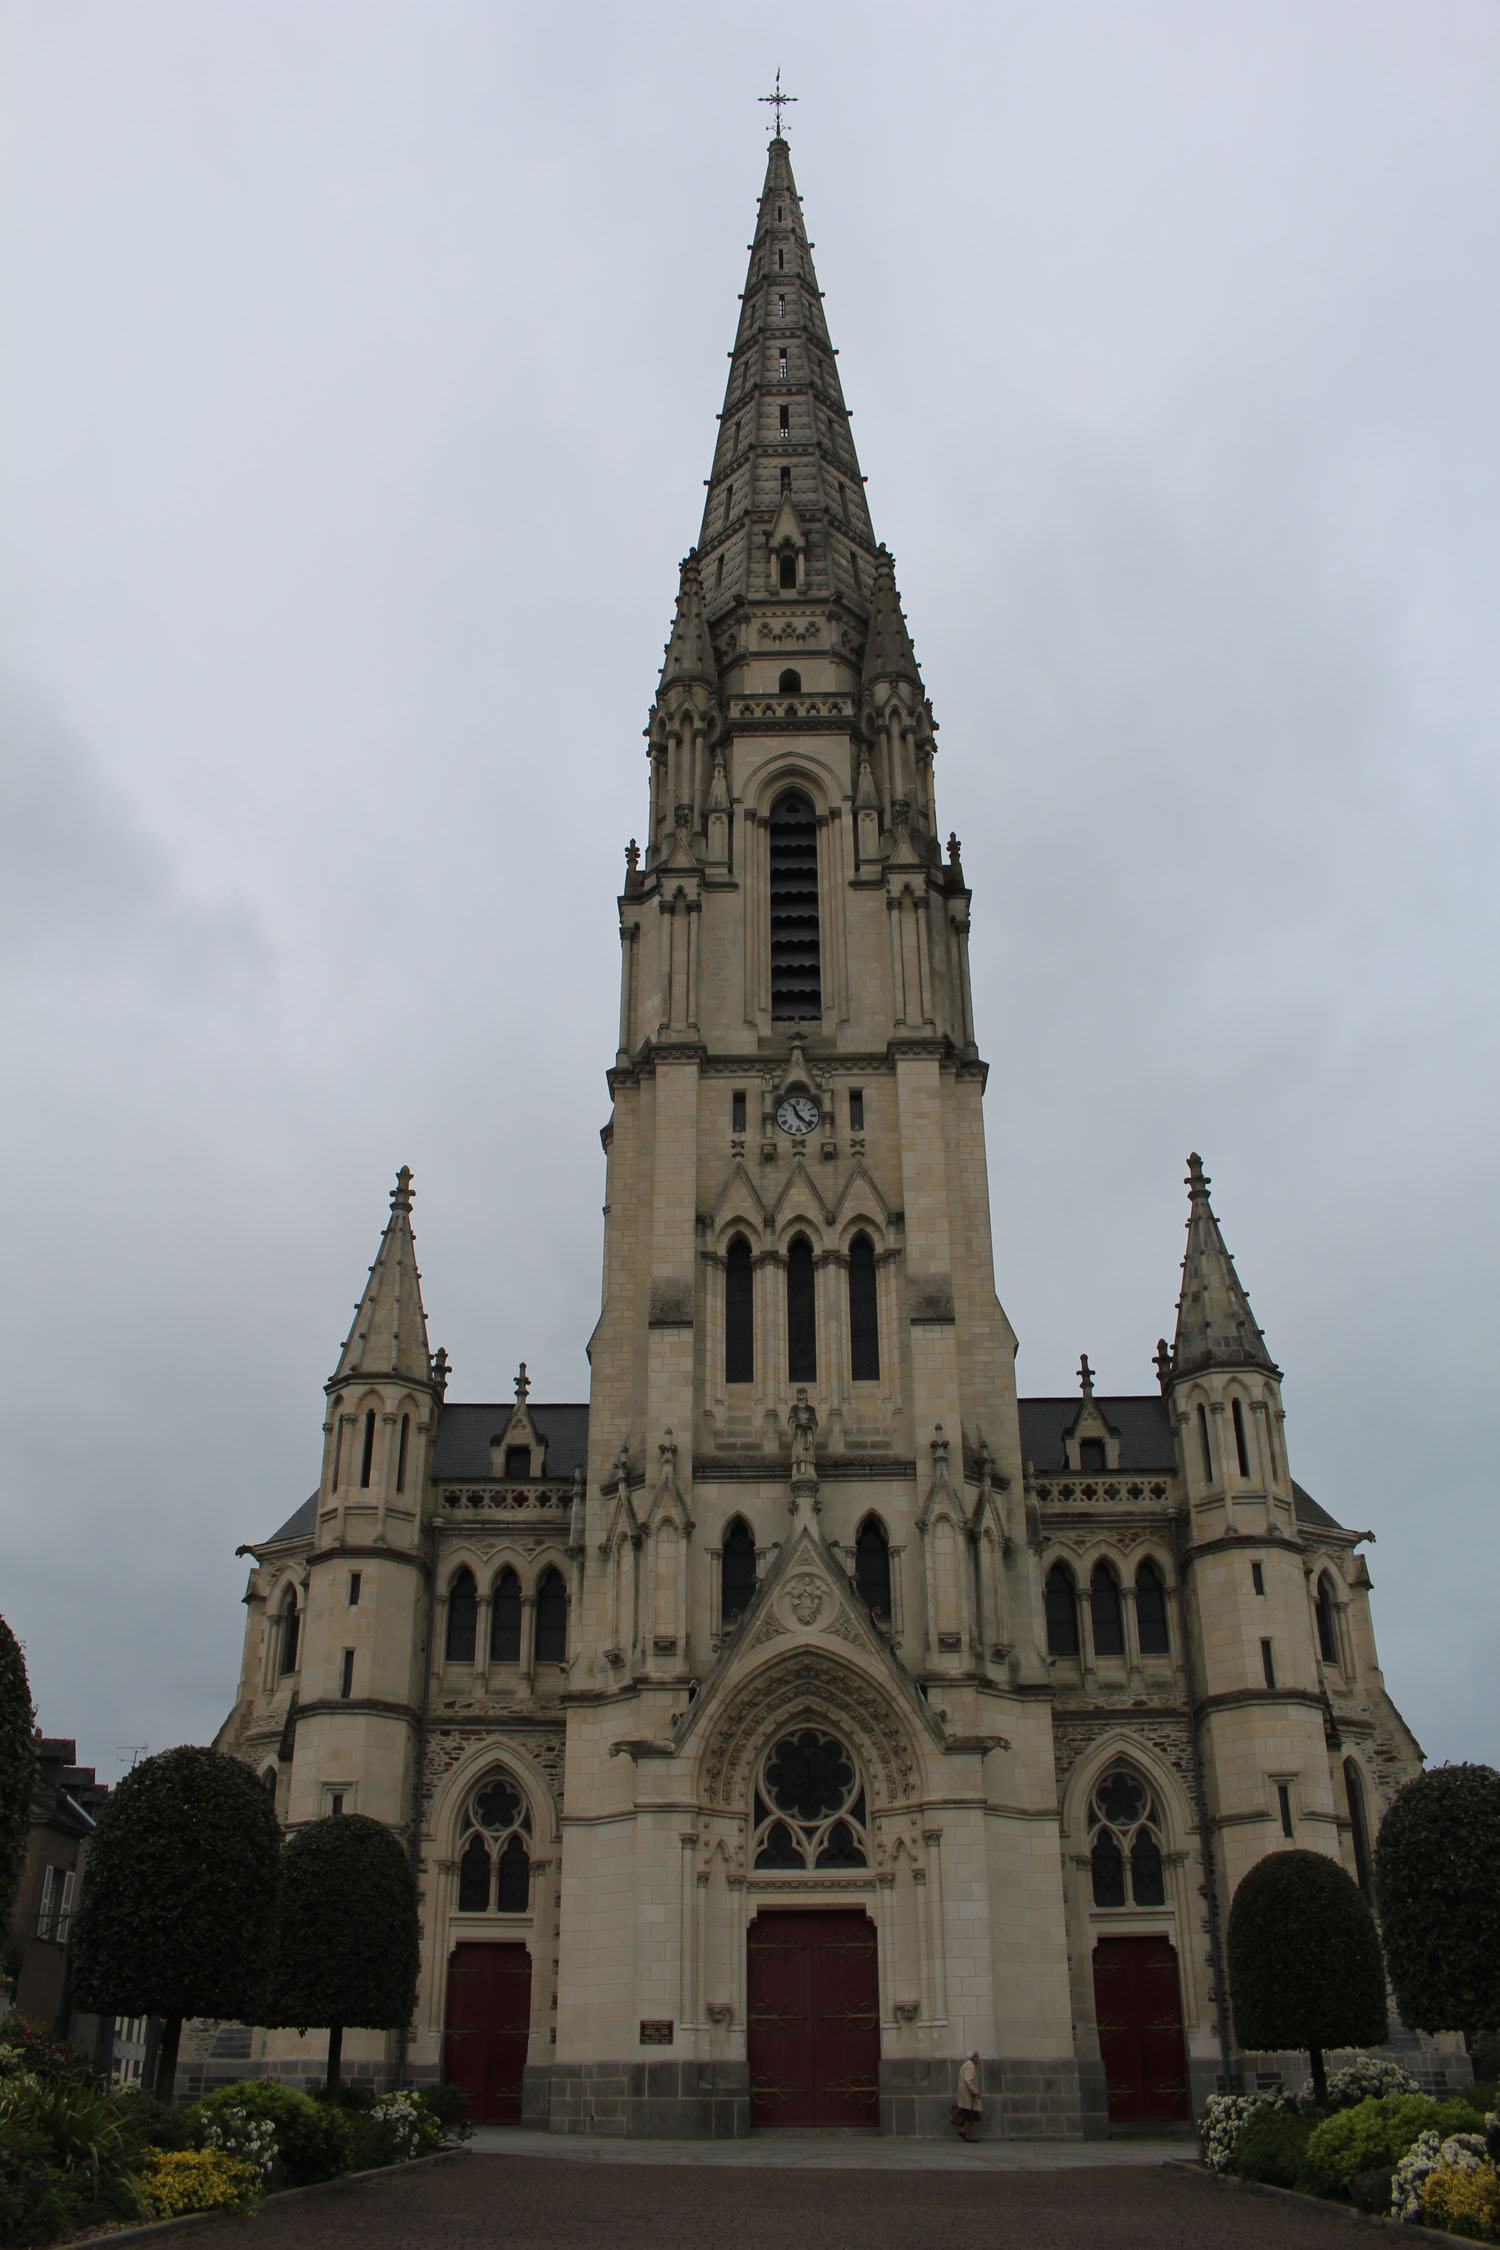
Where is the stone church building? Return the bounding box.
[217,136,1428,2138]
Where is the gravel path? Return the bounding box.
[160,2150,1388,2250]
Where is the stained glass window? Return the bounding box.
[751,1729,867,1870]
[848,1233,880,1381]
[534,1568,568,1664]
[721,1519,757,1626]
[1135,1560,1171,1656]
[1088,1766,1169,1910]
[1090,1563,1125,1657]
[456,1771,532,1916]
[854,1517,892,1621]
[490,1568,522,1663]
[1045,1564,1079,1658]
[444,1569,477,1664]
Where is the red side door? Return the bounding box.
[1092,1934,1189,2123]
[747,1909,879,2128]
[444,1942,533,2123]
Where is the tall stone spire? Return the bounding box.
[697,135,880,619]
[329,1165,434,1389]
[1170,1153,1278,1380]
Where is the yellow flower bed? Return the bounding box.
[1423,2156,1500,2245]
[138,2147,260,2217]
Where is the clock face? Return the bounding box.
[775,1093,821,1138]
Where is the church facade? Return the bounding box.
[217,136,1429,2138]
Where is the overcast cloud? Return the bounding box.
[2,0,1496,1779]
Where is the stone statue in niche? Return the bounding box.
[788,1388,818,1474]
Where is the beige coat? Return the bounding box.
[957,2059,982,2111]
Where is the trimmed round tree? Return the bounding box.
[1227,1848,1388,2106]
[69,1745,281,2098]
[260,1814,419,2092]
[0,1611,38,1934]
[1374,1763,1500,2050]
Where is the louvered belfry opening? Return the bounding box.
[769,790,821,1019]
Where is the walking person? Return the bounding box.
[953,2051,982,2141]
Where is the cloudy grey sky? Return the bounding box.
[3,2,1496,1781]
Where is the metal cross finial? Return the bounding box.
[758,68,797,139]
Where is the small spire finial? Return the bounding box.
[625,837,640,872]
[758,68,797,139]
[431,1345,450,1398]
[1078,1353,1094,1397]
[1186,1152,1210,1199]
[1154,1337,1173,1391]
[390,1165,413,1212]
[947,831,962,866]
[514,1361,530,1404]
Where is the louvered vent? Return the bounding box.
[769,790,821,1019]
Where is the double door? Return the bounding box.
[444,1942,532,2122]
[1091,1934,1189,2123]
[746,1909,880,2128]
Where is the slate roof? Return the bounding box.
[266,1492,317,1544]
[1017,1395,1178,1473]
[431,1402,590,1482]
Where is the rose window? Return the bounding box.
[456,1772,532,1913]
[752,1729,868,1870]
[1088,1767,1166,1908]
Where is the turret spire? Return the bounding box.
[658,549,716,698]
[329,1165,434,1389]
[1169,1153,1278,1380]
[861,545,923,693]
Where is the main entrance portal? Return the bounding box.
[443,1942,532,2122]
[1091,1934,1189,2124]
[746,1909,880,2128]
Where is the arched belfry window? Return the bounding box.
[490,1567,521,1663]
[1088,1767,1167,1908]
[721,1518,757,1627]
[1135,1559,1171,1656]
[854,1516,891,1621]
[1232,1398,1251,1478]
[752,1729,868,1870]
[786,1234,816,1382]
[534,1567,568,1664]
[1090,1562,1125,1657]
[359,1409,376,1488]
[778,667,801,694]
[445,1568,478,1664]
[456,1772,533,1915]
[278,1590,300,1676]
[769,790,821,1020]
[1045,1563,1079,1659]
[778,550,798,590]
[725,1234,754,1385]
[1316,1573,1339,1667]
[848,1232,880,1381]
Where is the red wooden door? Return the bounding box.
[747,1909,879,2127]
[444,1943,532,2122]
[1092,1935,1189,2123]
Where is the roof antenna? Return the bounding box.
[758,68,797,139]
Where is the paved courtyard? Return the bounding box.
[154,2146,1392,2250]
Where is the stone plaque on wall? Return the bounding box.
[639,2019,674,2045]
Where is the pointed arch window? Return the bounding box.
[778,666,800,693]
[277,1591,300,1676]
[1316,1573,1339,1667]
[1090,1562,1125,1658]
[848,1232,880,1381]
[1232,1398,1251,1478]
[534,1567,568,1664]
[490,1567,522,1664]
[786,1234,816,1382]
[778,551,798,589]
[359,1409,376,1488]
[396,1413,410,1494]
[720,1518,757,1627]
[456,1773,532,1916]
[1344,1758,1372,1901]
[1135,1559,1171,1656]
[725,1234,754,1384]
[854,1516,892,1621]
[1089,1767,1167,1908]
[1197,1403,1214,1480]
[1045,1563,1079,1659]
[444,1568,477,1664]
[769,790,821,1020]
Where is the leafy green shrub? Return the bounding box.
[0,1616,37,1939]
[1227,1850,1388,2107]
[193,2078,352,2186]
[345,2091,440,2169]
[112,2088,196,2154]
[0,2015,94,2090]
[1234,2109,1320,2191]
[0,2077,131,2197]
[1375,1766,1500,2049]
[0,2130,70,2249]
[137,2148,259,2218]
[1308,2092,1486,2191]
[422,2081,473,2140]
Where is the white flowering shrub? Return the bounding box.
[369,2092,426,2162]
[1297,2059,1421,2113]
[1393,2130,1489,2222]
[197,2104,278,2178]
[1199,2090,1291,2175]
